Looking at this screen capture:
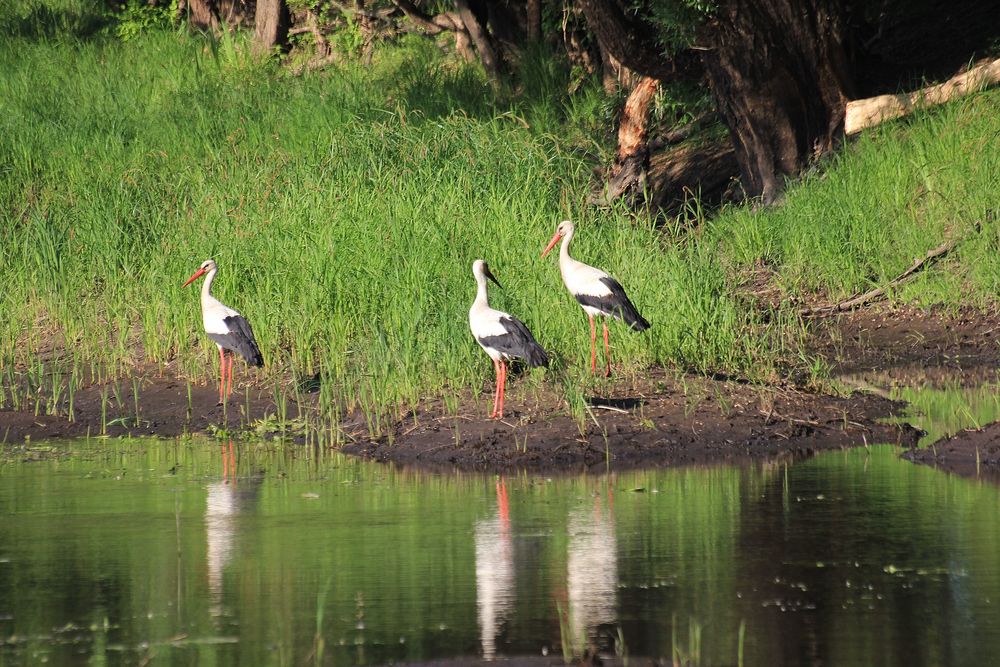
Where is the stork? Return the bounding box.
[469,260,549,419]
[183,259,264,404]
[541,220,649,376]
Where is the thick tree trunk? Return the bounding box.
[253,0,289,54]
[699,0,855,203]
[577,0,679,81]
[187,0,220,29]
[454,0,501,81]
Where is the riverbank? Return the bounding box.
[11,306,1000,474]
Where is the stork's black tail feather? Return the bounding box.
[621,303,651,332]
[524,342,549,368]
[221,315,265,366]
[244,343,265,367]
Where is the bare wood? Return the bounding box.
[800,229,975,317]
[617,76,659,162]
[845,58,1000,135]
[590,76,659,205]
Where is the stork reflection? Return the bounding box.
[205,440,261,617]
[566,489,618,649]
[475,478,515,659]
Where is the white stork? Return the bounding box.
[183,259,264,404]
[541,220,649,376]
[469,259,549,419]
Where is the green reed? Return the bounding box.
[2,0,997,434]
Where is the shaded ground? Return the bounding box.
[6,304,1000,474]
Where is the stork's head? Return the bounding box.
[183,259,217,287]
[472,259,502,288]
[541,220,574,258]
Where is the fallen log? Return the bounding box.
[845,57,1000,135]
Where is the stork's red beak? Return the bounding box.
[541,232,562,258]
[182,267,206,287]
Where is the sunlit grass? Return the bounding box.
[0,9,774,426]
[2,1,998,429]
[712,87,1000,308]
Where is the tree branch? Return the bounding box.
[577,0,695,82]
[799,224,979,317]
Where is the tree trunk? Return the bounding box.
[577,0,681,81]
[187,0,220,29]
[253,0,289,54]
[699,0,855,203]
[525,0,540,42]
[454,0,501,81]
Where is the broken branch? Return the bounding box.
[800,224,979,317]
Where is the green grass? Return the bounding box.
[0,6,772,424]
[712,88,1000,307]
[1,0,998,428]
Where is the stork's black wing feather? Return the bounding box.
[477,316,549,367]
[207,315,264,366]
[574,276,650,331]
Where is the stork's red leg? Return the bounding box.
[603,322,612,377]
[588,315,597,374]
[225,353,234,398]
[490,358,501,418]
[218,347,225,404]
[497,359,507,419]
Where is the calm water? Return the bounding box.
[2,439,1000,666]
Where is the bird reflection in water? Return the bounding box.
[205,440,261,617]
[566,488,618,653]
[475,477,515,659]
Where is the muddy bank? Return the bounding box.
[902,422,1000,480]
[809,305,1000,379]
[342,372,917,472]
[0,370,284,444]
[6,305,1000,473]
[0,363,917,472]
[810,306,1000,480]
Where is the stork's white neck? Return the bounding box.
[473,271,491,309]
[559,225,575,262]
[558,225,581,276]
[201,267,218,304]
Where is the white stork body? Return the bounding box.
[469,259,548,419]
[542,220,649,376]
[184,259,264,404]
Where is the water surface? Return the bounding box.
[2,438,1000,665]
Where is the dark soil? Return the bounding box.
[809,304,1000,479]
[808,304,1000,380]
[4,304,999,475]
[342,370,916,473]
[0,368,285,444]
[901,422,1000,480]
